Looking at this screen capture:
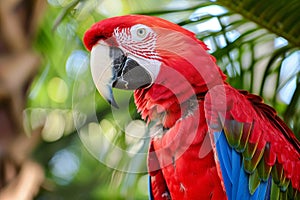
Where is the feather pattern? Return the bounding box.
[204,84,300,199]
[213,131,270,200]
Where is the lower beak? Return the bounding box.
[90,41,152,108]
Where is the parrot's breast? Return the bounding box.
[145,98,227,199]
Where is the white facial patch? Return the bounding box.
[114,24,162,85]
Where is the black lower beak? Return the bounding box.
[111,48,152,90]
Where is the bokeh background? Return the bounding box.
[0,0,300,199]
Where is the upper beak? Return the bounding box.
[90,41,153,108]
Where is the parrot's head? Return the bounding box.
[83,15,226,110]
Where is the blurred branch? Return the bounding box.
[0,0,47,53]
[0,0,28,52]
[0,52,40,131]
[52,0,81,32]
[0,160,44,200]
[0,129,44,200]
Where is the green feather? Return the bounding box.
[236,122,252,152]
[279,176,290,191]
[288,183,300,199]
[279,190,288,200]
[243,141,259,160]
[248,169,260,195]
[257,156,272,181]
[256,142,275,181]
[270,180,280,200]
[223,119,243,148]
[271,162,284,184]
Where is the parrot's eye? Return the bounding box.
[136,28,147,38]
[130,24,152,41]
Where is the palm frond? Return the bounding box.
[216,0,300,47]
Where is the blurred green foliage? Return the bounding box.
[26,0,300,199]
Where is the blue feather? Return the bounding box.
[214,131,271,200]
[231,146,240,199]
[214,132,232,196]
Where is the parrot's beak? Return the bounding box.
[90,41,153,108]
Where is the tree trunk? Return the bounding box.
[0,0,46,199]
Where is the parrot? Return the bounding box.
[83,15,300,200]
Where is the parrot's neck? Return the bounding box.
[134,53,227,129]
[134,87,200,129]
[132,32,228,129]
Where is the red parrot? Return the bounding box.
[83,15,300,199]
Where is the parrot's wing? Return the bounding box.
[204,85,300,200]
[213,130,271,200]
